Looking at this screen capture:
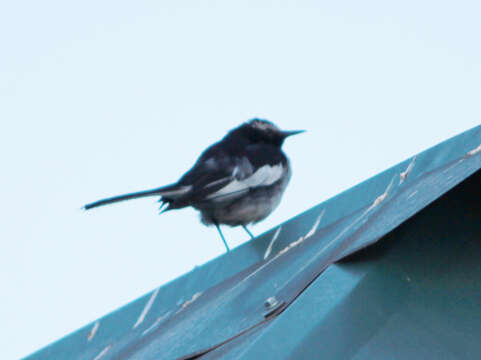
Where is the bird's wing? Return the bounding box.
[177,143,288,205]
[204,162,284,202]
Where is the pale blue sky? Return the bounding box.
[1,1,480,358]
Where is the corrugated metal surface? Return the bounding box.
[26,125,481,360]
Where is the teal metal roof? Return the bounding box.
[26,125,481,360]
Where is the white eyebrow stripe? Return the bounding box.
[206,164,284,200]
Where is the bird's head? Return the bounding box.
[231,118,305,147]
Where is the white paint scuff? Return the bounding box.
[399,156,416,184]
[87,321,100,341]
[264,227,282,259]
[93,345,111,360]
[141,311,172,337]
[372,176,395,208]
[133,287,160,329]
[178,292,202,312]
[277,208,326,256]
[304,208,326,239]
[407,190,418,199]
[466,143,481,157]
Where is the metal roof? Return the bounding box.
[26,125,481,360]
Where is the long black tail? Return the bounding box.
[83,184,186,210]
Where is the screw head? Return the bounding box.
[264,296,278,309]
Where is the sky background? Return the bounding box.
[1,1,480,358]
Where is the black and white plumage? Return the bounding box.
[83,119,304,251]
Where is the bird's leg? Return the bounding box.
[214,222,230,252]
[242,225,255,240]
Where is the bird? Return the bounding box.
[83,118,304,251]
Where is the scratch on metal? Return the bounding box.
[278,238,302,256]
[93,345,111,360]
[304,208,326,239]
[141,311,172,336]
[372,176,395,208]
[466,143,481,157]
[277,208,326,256]
[272,208,326,258]
[87,321,100,341]
[325,175,396,254]
[399,156,416,184]
[176,292,202,313]
[407,190,418,199]
[133,287,160,329]
[264,226,282,259]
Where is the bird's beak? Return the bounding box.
[281,129,306,138]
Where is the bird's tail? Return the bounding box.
[83,183,191,210]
